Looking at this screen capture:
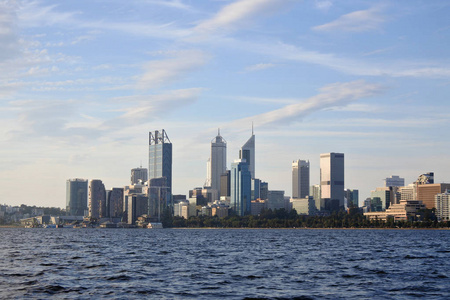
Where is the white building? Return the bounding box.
[210,130,226,199]
[292,159,310,199]
[435,190,450,221]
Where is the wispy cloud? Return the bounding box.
[137,50,210,89]
[243,63,276,72]
[195,0,294,34]
[228,80,384,129]
[313,5,386,32]
[314,0,333,11]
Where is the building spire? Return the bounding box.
[252,122,254,135]
[218,128,220,136]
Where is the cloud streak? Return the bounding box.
[313,5,386,32]
[229,80,383,129]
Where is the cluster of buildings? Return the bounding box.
[62,128,450,227]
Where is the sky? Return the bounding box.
[1,0,450,208]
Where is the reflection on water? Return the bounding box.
[0,228,448,299]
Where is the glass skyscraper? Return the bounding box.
[320,152,345,211]
[231,159,252,216]
[149,129,172,215]
[292,159,310,199]
[239,131,255,179]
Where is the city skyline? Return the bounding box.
[1,1,450,208]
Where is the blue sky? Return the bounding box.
[1,0,449,208]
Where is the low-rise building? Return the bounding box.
[364,200,425,221]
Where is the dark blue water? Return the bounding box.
[0,228,448,299]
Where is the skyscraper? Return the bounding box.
[89,179,106,219]
[385,175,404,187]
[149,129,172,198]
[66,178,88,216]
[239,129,255,179]
[230,159,252,216]
[210,129,226,199]
[320,152,345,211]
[292,159,310,199]
[131,167,148,185]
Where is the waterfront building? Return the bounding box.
[230,159,252,216]
[149,129,172,200]
[107,187,124,219]
[385,175,405,187]
[292,159,310,199]
[417,183,450,209]
[267,190,285,211]
[211,203,229,218]
[291,197,316,215]
[399,184,416,201]
[148,177,169,221]
[174,200,190,219]
[239,130,255,179]
[364,200,426,221]
[370,187,393,211]
[435,191,450,221]
[127,194,148,225]
[210,130,227,200]
[320,152,345,211]
[345,189,359,207]
[251,199,267,215]
[66,178,88,216]
[88,179,106,219]
[131,167,148,185]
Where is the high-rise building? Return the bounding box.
[344,189,359,207]
[435,190,450,221]
[251,178,261,200]
[230,159,252,216]
[107,187,124,219]
[320,152,345,211]
[239,130,255,179]
[89,179,106,219]
[292,159,310,199]
[210,130,226,198]
[370,187,392,210]
[148,177,169,222]
[260,181,269,200]
[149,129,172,202]
[131,167,148,185]
[66,178,88,216]
[385,175,404,187]
[417,183,450,209]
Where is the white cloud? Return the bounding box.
[228,80,384,128]
[137,50,210,89]
[314,0,333,11]
[195,0,294,34]
[243,63,276,72]
[313,5,386,32]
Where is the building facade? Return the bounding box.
[320,152,345,211]
[88,179,106,219]
[435,191,450,221]
[230,159,252,216]
[66,178,88,216]
[131,167,148,185]
[385,175,405,187]
[149,129,172,206]
[345,189,359,207]
[292,159,310,199]
[210,130,227,199]
[239,132,255,179]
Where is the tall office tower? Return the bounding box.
[148,177,169,221]
[230,159,252,216]
[210,130,227,198]
[107,187,124,218]
[89,179,106,219]
[344,189,359,207]
[66,178,88,216]
[292,159,310,199]
[131,167,148,185]
[385,175,405,187]
[320,152,345,211]
[239,129,255,179]
[149,129,172,200]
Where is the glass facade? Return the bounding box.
[231,159,252,216]
[66,178,88,216]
